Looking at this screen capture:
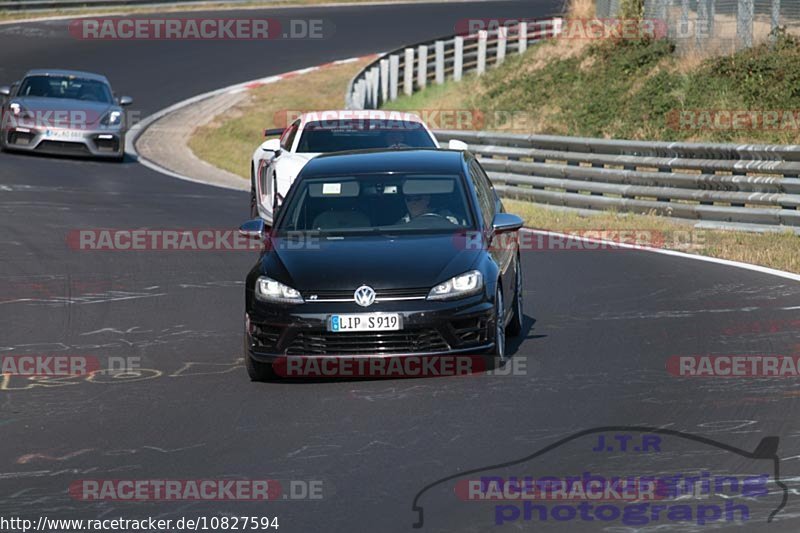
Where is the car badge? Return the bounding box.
[354,285,376,307]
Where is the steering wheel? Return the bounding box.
[417,212,446,219]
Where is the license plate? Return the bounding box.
[44,129,83,139]
[329,313,402,332]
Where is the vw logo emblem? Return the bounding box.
[354,285,376,307]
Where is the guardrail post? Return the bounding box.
[354,79,366,109]
[496,28,507,65]
[770,0,781,44]
[552,17,563,37]
[417,45,428,89]
[518,22,528,54]
[379,59,389,104]
[477,30,487,75]
[370,66,380,108]
[403,47,414,96]
[453,36,464,81]
[737,0,754,50]
[435,40,445,84]
[679,0,690,39]
[696,0,710,48]
[389,54,399,100]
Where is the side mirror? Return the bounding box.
[239,219,266,240]
[491,213,524,234]
[0,86,10,97]
[448,139,469,151]
[119,96,133,106]
[261,138,281,154]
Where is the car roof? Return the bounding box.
[23,69,109,84]
[299,148,466,178]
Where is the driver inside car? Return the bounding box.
[398,193,460,225]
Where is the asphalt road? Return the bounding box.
[1,1,800,532]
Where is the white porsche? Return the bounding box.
[249,110,467,223]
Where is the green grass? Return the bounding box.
[506,200,800,274]
[383,30,800,144]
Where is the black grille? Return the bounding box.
[452,317,490,344]
[287,328,449,355]
[8,131,34,146]
[251,323,283,349]
[94,136,119,152]
[37,140,90,155]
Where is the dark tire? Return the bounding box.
[492,285,506,361]
[506,257,523,337]
[250,172,259,219]
[244,335,277,382]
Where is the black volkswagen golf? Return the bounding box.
[240,149,524,381]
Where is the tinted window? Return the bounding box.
[276,173,473,235]
[281,120,300,150]
[17,75,113,104]
[470,160,496,228]
[295,119,437,153]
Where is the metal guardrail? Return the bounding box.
[345,20,800,233]
[435,129,800,232]
[345,19,563,111]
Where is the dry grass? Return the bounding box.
[188,58,370,179]
[566,0,595,20]
[505,199,800,274]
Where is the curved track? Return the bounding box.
[1,2,799,531]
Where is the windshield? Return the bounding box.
[17,75,113,104]
[295,119,437,152]
[276,173,474,235]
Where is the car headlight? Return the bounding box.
[427,270,483,300]
[254,276,304,304]
[101,110,122,126]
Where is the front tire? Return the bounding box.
[244,335,277,381]
[250,171,259,219]
[506,257,523,337]
[492,286,506,361]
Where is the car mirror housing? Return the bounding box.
[119,95,133,106]
[447,139,468,151]
[261,138,281,154]
[239,219,266,240]
[491,213,524,234]
[0,86,10,97]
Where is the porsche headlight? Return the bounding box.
[254,276,304,304]
[427,270,483,300]
[101,110,122,126]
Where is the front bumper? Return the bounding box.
[246,295,496,363]
[2,126,124,158]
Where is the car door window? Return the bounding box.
[280,120,300,151]
[470,160,495,228]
